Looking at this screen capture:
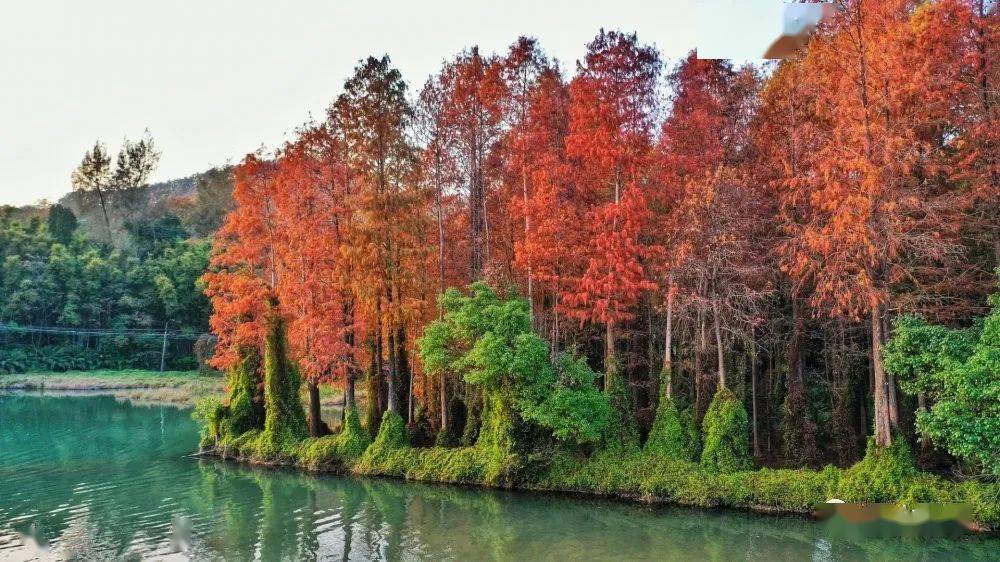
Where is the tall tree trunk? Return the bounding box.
[712,298,726,389]
[345,370,356,411]
[766,352,775,457]
[440,372,449,432]
[523,163,533,321]
[307,381,325,437]
[789,297,805,390]
[396,327,411,422]
[604,320,617,390]
[751,348,760,457]
[344,300,357,413]
[696,312,705,416]
[882,313,899,429]
[374,300,386,415]
[871,304,893,447]
[470,135,485,280]
[387,327,399,415]
[662,284,673,399]
[95,187,113,243]
[436,155,446,319]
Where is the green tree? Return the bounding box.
[46,205,78,244]
[70,142,114,241]
[71,133,161,243]
[417,282,611,448]
[885,282,1000,476]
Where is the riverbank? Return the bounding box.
[0,370,222,407]
[198,410,1000,534]
[0,370,347,411]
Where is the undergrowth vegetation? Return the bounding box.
[195,283,1000,531]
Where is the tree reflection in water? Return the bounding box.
[0,395,996,561]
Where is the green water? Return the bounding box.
[0,394,995,561]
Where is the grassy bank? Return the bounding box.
[0,370,222,407]
[0,369,345,411]
[199,409,1000,533]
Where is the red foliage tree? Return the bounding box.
[561,30,660,437]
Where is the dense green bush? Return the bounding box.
[838,436,917,502]
[297,408,371,469]
[961,480,1000,529]
[885,288,1000,476]
[645,396,699,461]
[416,282,611,449]
[192,395,227,448]
[356,410,409,472]
[700,388,752,472]
[516,348,610,447]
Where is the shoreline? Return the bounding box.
[0,371,345,413]
[194,445,997,535]
[196,447,815,517]
[0,370,224,408]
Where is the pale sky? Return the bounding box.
[0,1,778,207]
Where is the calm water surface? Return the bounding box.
[0,394,996,561]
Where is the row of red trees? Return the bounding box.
[206,0,996,460]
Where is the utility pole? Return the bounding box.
[160,321,168,372]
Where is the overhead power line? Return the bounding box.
[0,323,208,341]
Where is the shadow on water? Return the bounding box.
[0,394,997,560]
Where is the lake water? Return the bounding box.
[0,394,996,561]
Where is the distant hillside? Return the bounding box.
[2,166,233,241]
[58,172,200,220]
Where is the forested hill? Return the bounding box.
[58,173,199,221]
[0,166,233,374]
[1,166,233,239]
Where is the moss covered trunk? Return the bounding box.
[260,303,308,454]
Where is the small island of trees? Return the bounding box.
[4,0,993,529]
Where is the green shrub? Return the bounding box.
[398,447,487,484]
[645,396,698,461]
[418,282,611,450]
[602,364,640,452]
[517,352,611,447]
[476,391,522,486]
[297,408,371,470]
[192,395,226,448]
[960,480,1000,530]
[735,467,838,510]
[838,436,917,502]
[885,288,1000,476]
[700,387,752,472]
[356,410,409,472]
[338,408,374,459]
